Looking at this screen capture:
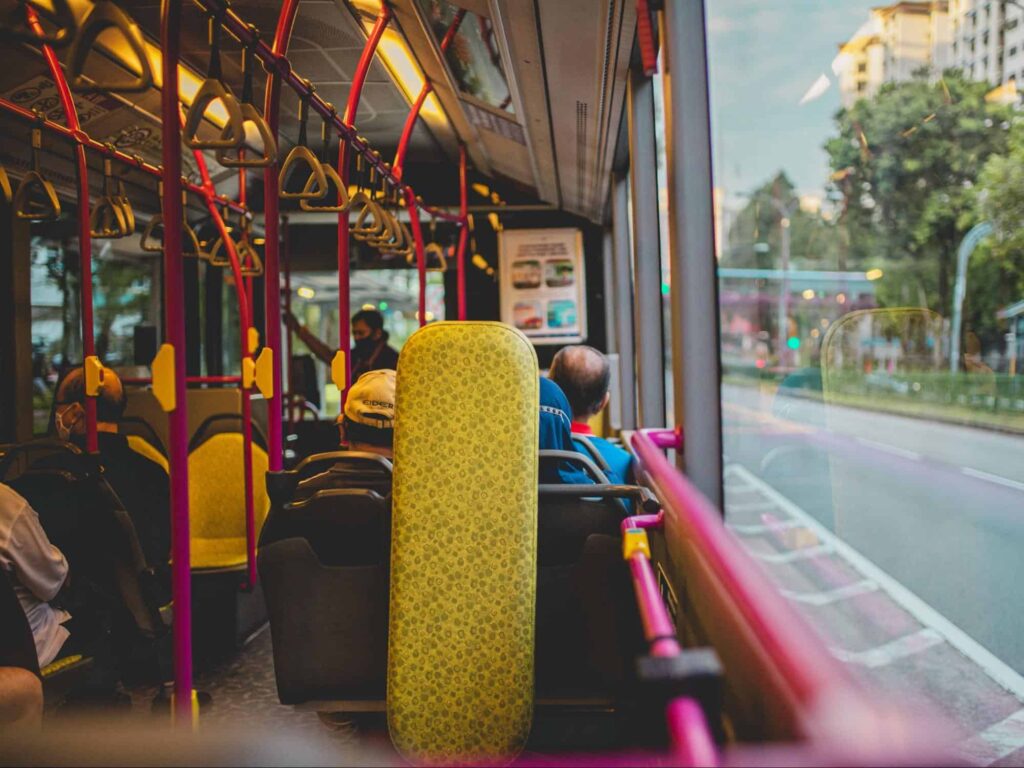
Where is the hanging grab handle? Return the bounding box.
[0,165,13,206]
[184,10,245,150]
[216,40,278,168]
[68,2,153,93]
[90,157,134,239]
[279,92,327,200]
[14,123,60,221]
[1,0,76,48]
[140,182,206,258]
[300,113,351,212]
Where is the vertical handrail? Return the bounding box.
[406,189,428,327]
[262,0,299,471]
[337,5,390,399]
[25,6,98,453]
[185,111,257,592]
[160,0,194,727]
[282,216,293,432]
[457,144,468,320]
[666,698,718,767]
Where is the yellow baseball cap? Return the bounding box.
[341,369,396,429]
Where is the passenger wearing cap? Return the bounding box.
[50,366,171,591]
[297,369,397,498]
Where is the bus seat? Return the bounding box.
[388,322,539,763]
[126,435,169,474]
[187,433,270,571]
[258,488,390,705]
[0,569,94,708]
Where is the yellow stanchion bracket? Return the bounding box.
[170,689,200,730]
[151,344,176,413]
[247,327,260,356]
[84,355,103,396]
[331,350,347,391]
[254,347,274,399]
[242,357,256,390]
[622,527,651,561]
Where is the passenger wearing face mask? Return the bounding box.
[52,366,171,593]
[284,308,401,381]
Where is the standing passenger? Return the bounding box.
[548,345,634,485]
[284,308,400,380]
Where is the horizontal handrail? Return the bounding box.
[122,375,243,385]
[194,0,465,226]
[0,96,250,217]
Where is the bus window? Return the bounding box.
[707,0,1024,747]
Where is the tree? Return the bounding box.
[824,71,1014,317]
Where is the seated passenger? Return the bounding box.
[539,377,595,485]
[0,485,70,668]
[549,345,634,485]
[297,369,396,498]
[52,366,171,584]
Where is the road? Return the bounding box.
[721,382,1024,762]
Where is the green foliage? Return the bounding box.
[824,71,1014,317]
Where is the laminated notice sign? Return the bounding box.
[499,228,587,344]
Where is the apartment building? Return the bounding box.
[949,0,1024,87]
[835,2,952,107]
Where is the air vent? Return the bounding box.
[576,99,588,214]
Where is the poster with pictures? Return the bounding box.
[499,228,586,344]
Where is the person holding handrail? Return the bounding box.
[284,308,400,381]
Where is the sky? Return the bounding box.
[705,1,874,203]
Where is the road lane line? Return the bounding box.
[854,437,922,461]
[728,464,1024,701]
[728,519,804,536]
[961,467,1024,493]
[830,628,944,668]
[751,543,833,564]
[958,708,1024,766]
[724,499,778,514]
[779,579,879,606]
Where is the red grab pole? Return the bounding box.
[159,0,194,727]
[457,144,468,321]
[262,0,299,472]
[338,5,390,400]
[25,6,97,453]
[406,190,428,328]
[282,216,293,433]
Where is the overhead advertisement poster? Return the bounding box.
[499,228,587,344]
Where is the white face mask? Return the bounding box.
[55,402,84,441]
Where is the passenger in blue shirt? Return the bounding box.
[549,345,634,485]
[538,377,594,485]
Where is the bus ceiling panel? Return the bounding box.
[534,0,635,222]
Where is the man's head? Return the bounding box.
[53,365,126,438]
[338,369,396,457]
[548,345,611,422]
[351,309,385,345]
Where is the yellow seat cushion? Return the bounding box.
[187,433,269,570]
[387,322,539,764]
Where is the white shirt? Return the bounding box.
[0,484,70,667]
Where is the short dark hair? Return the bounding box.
[549,345,610,420]
[343,416,393,448]
[351,309,384,332]
[56,366,127,423]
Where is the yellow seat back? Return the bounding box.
[387,322,539,764]
[187,433,269,570]
[126,434,169,474]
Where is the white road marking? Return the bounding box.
[830,628,944,668]
[728,518,804,536]
[779,579,879,606]
[854,437,922,461]
[958,708,1024,766]
[751,543,834,564]
[961,467,1024,494]
[727,464,1024,702]
[724,499,778,514]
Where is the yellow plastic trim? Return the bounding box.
[331,350,347,391]
[254,347,274,399]
[40,654,83,678]
[84,355,103,396]
[170,689,200,730]
[242,357,256,390]
[622,528,651,561]
[247,327,260,356]
[151,344,176,413]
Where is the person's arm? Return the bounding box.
[8,505,68,602]
[284,310,335,366]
